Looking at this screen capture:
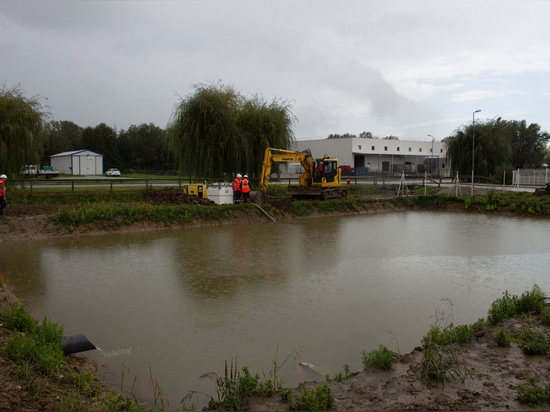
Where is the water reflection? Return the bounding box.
[1,211,549,409]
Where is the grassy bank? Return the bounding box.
[48,191,550,232]
[8,184,550,235]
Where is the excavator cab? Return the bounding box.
[314,157,339,184]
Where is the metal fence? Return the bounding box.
[512,169,549,187]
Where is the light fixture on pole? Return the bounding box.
[471,109,481,196]
[544,163,548,184]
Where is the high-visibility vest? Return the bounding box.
[233,178,242,192]
[241,178,251,193]
[0,179,5,196]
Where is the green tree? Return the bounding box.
[445,118,547,178]
[44,120,83,160]
[506,120,549,169]
[118,123,172,172]
[0,85,50,177]
[236,96,295,177]
[169,83,295,178]
[82,123,120,168]
[169,83,242,178]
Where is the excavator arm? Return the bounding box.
[259,148,315,194]
[257,147,345,202]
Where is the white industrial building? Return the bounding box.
[50,150,104,176]
[291,137,450,177]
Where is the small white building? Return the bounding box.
[50,150,104,176]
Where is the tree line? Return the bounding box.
[1,83,548,181]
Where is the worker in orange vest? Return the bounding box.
[233,173,242,204]
[0,174,7,216]
[241,175,251,203]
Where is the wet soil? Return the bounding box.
[246,312,550,411]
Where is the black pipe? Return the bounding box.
[61,333,96,355]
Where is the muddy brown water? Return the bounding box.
[1,211,549,410]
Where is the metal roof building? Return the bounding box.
[50,150,104,176]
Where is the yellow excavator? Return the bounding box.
[257,147,347,203]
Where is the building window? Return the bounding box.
[419,148,422,152]
[408,147,412,152]
[371,146,375,150]
[397,147,400,151]
[440,148,443,153]
[384,146,388,151]
[358,145,362,150]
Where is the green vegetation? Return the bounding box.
[201,358,283,411]
[487,285,545,325]
[0,85,49,178]
[516,327,550,355]
[168,82,295,179]
[326,364,352,382]
[445,118,549,177]
[361,344,396,371]
[2,304,65,376]
[409,286,547,388]
[517,377,550,406]
[290,384,334,411]
[493,327,512,347]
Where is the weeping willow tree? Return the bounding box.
[0,85,50,177]
[168,83,295,178]
[446,118,549,179]
[236,95,296,177]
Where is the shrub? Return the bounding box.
[1,304,38,333]
[517,377,549,406]
[361,344,396,371]
[516,285,545,314]
[327,364,351,382]
[203,358,284,411]
[6,316,65,376]
[415,344,471,386]
[493,327,512,347]
[291,384,334,411]
[487,291,517,325]
[517,328,550,355]
[487,285,545,326]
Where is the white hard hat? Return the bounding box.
[236,173,242,178]
[244,175,248,178]
[0,174,6,179]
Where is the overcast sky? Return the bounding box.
[2,0,549,141]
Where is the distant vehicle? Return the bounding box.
[534,183,550,196]
[20,165,60,179]
[105,168,121,177]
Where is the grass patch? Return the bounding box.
[517,377,550,406]
[361,344,396,371]
[487,285,545,325]
[289,384,334,411]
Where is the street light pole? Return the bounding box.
[427,134,434,176]
[471,109,481,196]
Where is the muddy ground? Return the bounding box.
[2,192,550,411]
